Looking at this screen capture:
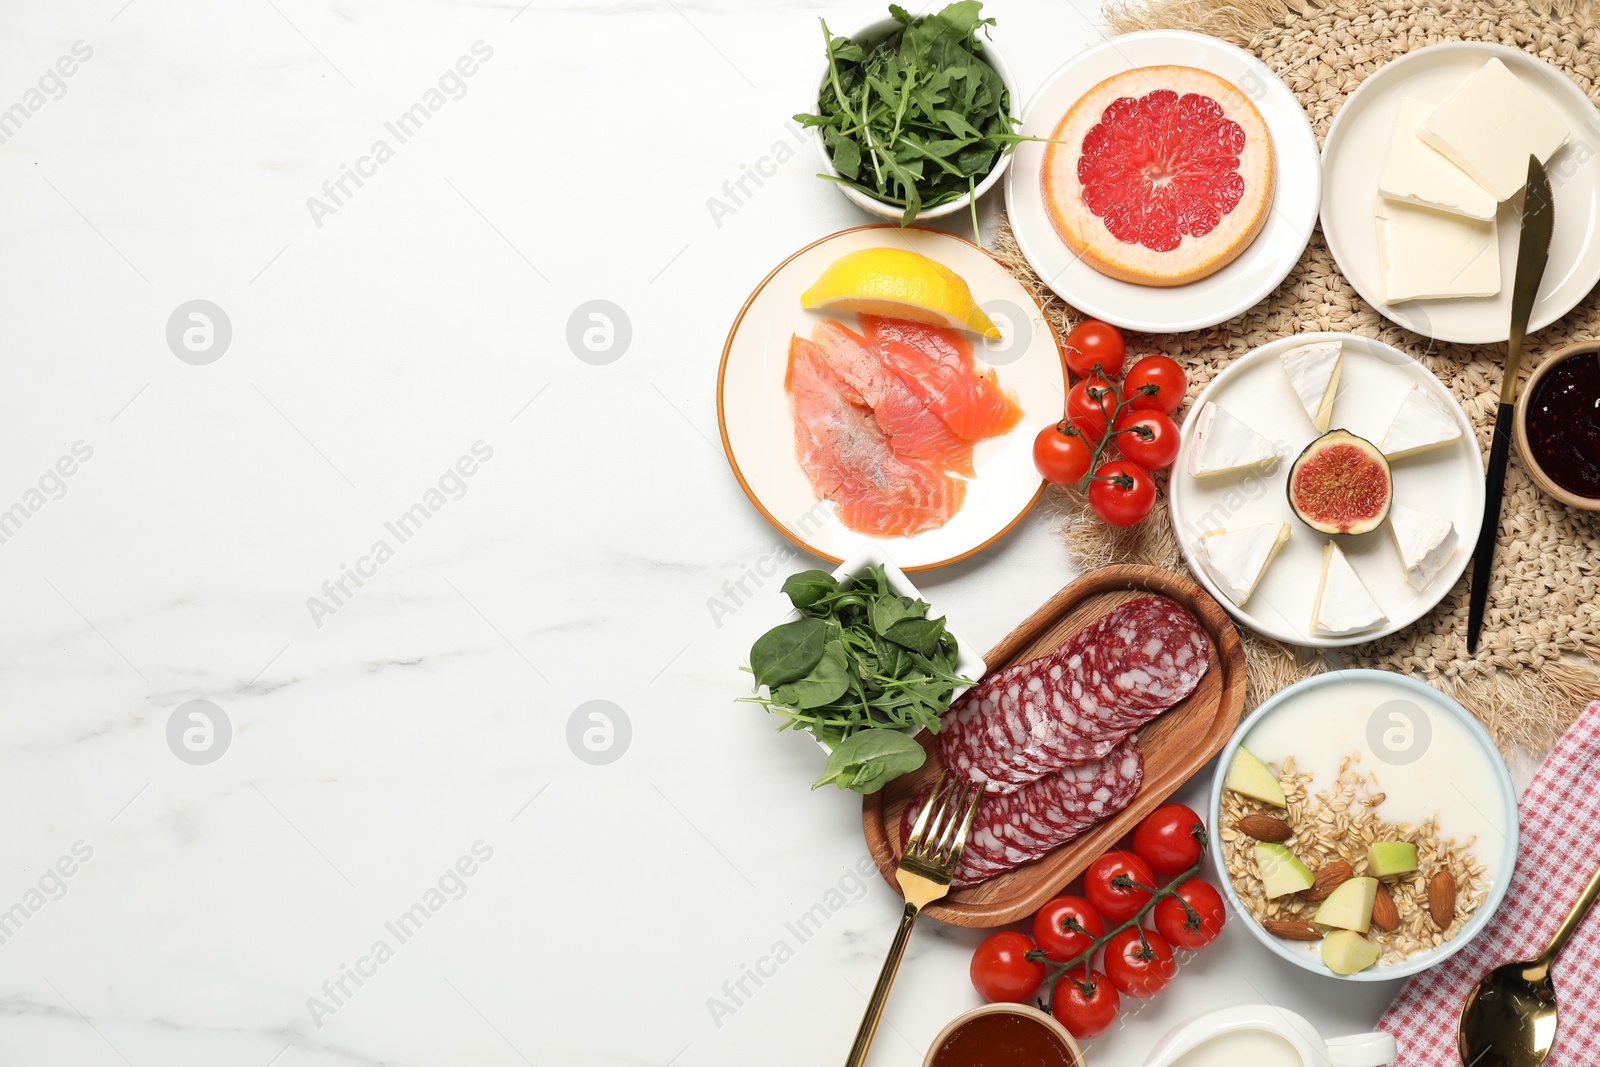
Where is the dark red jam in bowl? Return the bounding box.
[1525,352,1600,500]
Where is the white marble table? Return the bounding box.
[0,2,1406,1064]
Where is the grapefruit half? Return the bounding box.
[1041,66,1275,287]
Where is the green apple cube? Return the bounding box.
[1367,841,1418,878]
[1256,842,1314,898]
[1225,747,1287,808]
[1313,876,1379,933]
[1321,930,1381,975]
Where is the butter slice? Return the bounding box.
[1378,98,1497,221]
[1418,58,1569,201]
[1376,199,1500,302]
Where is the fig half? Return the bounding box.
[1287,430,1393,535]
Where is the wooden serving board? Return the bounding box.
[860,564,1247,928]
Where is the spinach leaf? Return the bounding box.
[782,569,838,609]
[749,617,826,689]
[884,616,947,657]
[771,640,851,710]
[813,730,927,793]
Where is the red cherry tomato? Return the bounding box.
[1124,355,1188,415]
[1032,895,1105,963]
[1103,927,1177,998]
[1066,375,1117,441]
[970,931,1047,1003]
[1131,803,1206,876]
[1084,850,1157,924]
[1033,422,1094,485]
[1050,967,1121,1039]
[1087,461,1157,527]
[1113,409,1182,472]
[1065,320,1127,379]
[1153,878,1227,951]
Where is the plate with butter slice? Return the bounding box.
[1321,41,1600,344]
[1168,332,1484,648]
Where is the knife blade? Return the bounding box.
[1466,155,1554,654]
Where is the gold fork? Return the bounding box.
[844,774,984,1067]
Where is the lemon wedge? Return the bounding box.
[800,248,1001,340]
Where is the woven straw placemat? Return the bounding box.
[990,0,1600,753]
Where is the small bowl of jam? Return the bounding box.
[1517,340,1600,511]
[924,1003,1085,1067]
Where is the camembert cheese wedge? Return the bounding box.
[1278,341,1343,432]
[1311,541,1388,637]
[1378,97,1497,221]
[1375,199,1500,302]
[1198,523,1291,606]
[1388,502,1458,589]
[1380,383,1462,458]
[1187,402,1283,477]
[1418,58,1569,202]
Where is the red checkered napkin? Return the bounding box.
[1378,700,1600,1065]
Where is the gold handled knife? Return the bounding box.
[1466,155,1554,654]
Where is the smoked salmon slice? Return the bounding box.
[859,315,1024,441]
[786,336,966,538]
[810,319,975,478]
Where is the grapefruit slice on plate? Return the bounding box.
[1041,66,1274,287]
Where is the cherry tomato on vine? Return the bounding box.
[1066,375,1118,440]
[1131,803,1206,876]
[1103,927,1177,998]
[1153,877,1227,951]
[1123,355,1188,415]
[1113,409,1182,472]
[1050,967,1121,1039]
[1087,461,1157,527]
[970,931,1047,1003]
[1032,895,1105,963]
[1065,320,1127,379]
[1033,422,1094,485]
[1084,850,1157,923]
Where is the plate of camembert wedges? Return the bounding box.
[1168,332,1484,648]
[1321,41,1600,343]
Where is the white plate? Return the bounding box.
[1168,332,1484,648]
[1321,41,1600,343]
[717,225,1067,571]
[1004,30,1321,334]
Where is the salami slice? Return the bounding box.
[900,740,1145,888]
[936,596,1208,795]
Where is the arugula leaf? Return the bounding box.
[792,1,1047,240]
[749,617,826,689]
[813,729,927,793]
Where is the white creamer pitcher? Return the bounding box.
[1142,1004,1396,1067]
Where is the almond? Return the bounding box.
[1237,814,1293,842]
[1298,860,1355,902]
[1370,883,1400,931]
[1262,919,1322,941]
[1428,870,1457,930]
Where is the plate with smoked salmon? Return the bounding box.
[717,225,1068,570]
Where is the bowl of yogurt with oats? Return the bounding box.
[1207,669,1517,980]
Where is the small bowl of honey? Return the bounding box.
[1516,340,1600,511]
[923,1003,1085,1067]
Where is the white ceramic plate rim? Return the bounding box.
[1319,41,1600,343]
[1004,29,1321,333]
[1207,669,1518,982]
[1167,331,1485,648]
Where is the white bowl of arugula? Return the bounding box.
[796,2,1022,233]
[745,544,984,795]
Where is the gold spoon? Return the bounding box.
[1458,860,1600,1066]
